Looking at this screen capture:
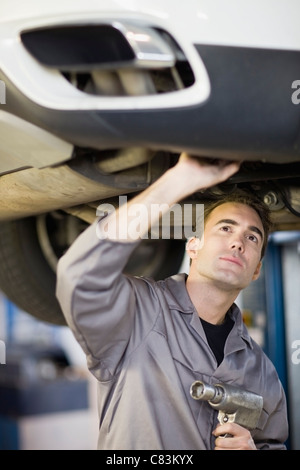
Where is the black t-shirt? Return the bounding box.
[200,314,234,366]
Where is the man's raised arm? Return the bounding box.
[98,153,240,242]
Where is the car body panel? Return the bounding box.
[2,1,299,171]
[0,0,299,226]
[0,111,73,175]
[2,0,300,51]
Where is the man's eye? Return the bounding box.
[220,226,230,232]
[247,234,258,243]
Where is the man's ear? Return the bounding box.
[186,237,201,261]
[252,261,262,281]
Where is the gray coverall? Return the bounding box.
[56,221,289,450]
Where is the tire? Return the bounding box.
[0,214,186,325]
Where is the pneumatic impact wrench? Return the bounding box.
[190,380,263,436]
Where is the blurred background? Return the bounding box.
[0,292,99,450]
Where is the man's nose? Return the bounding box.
[230,236,244,252]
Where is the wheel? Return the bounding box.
[0,213,186,325]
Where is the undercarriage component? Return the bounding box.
[0,148,169,221]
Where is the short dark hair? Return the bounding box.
[203,189,273,259]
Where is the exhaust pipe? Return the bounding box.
[0,163,129,221]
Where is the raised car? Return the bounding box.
[0,0,300,324]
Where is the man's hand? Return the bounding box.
[175,152,240,196]
[213,423,257,450]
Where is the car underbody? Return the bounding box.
[0,1,300,324]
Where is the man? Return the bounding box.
[56,153,288,450]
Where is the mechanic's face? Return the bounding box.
[187,202,263,290]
